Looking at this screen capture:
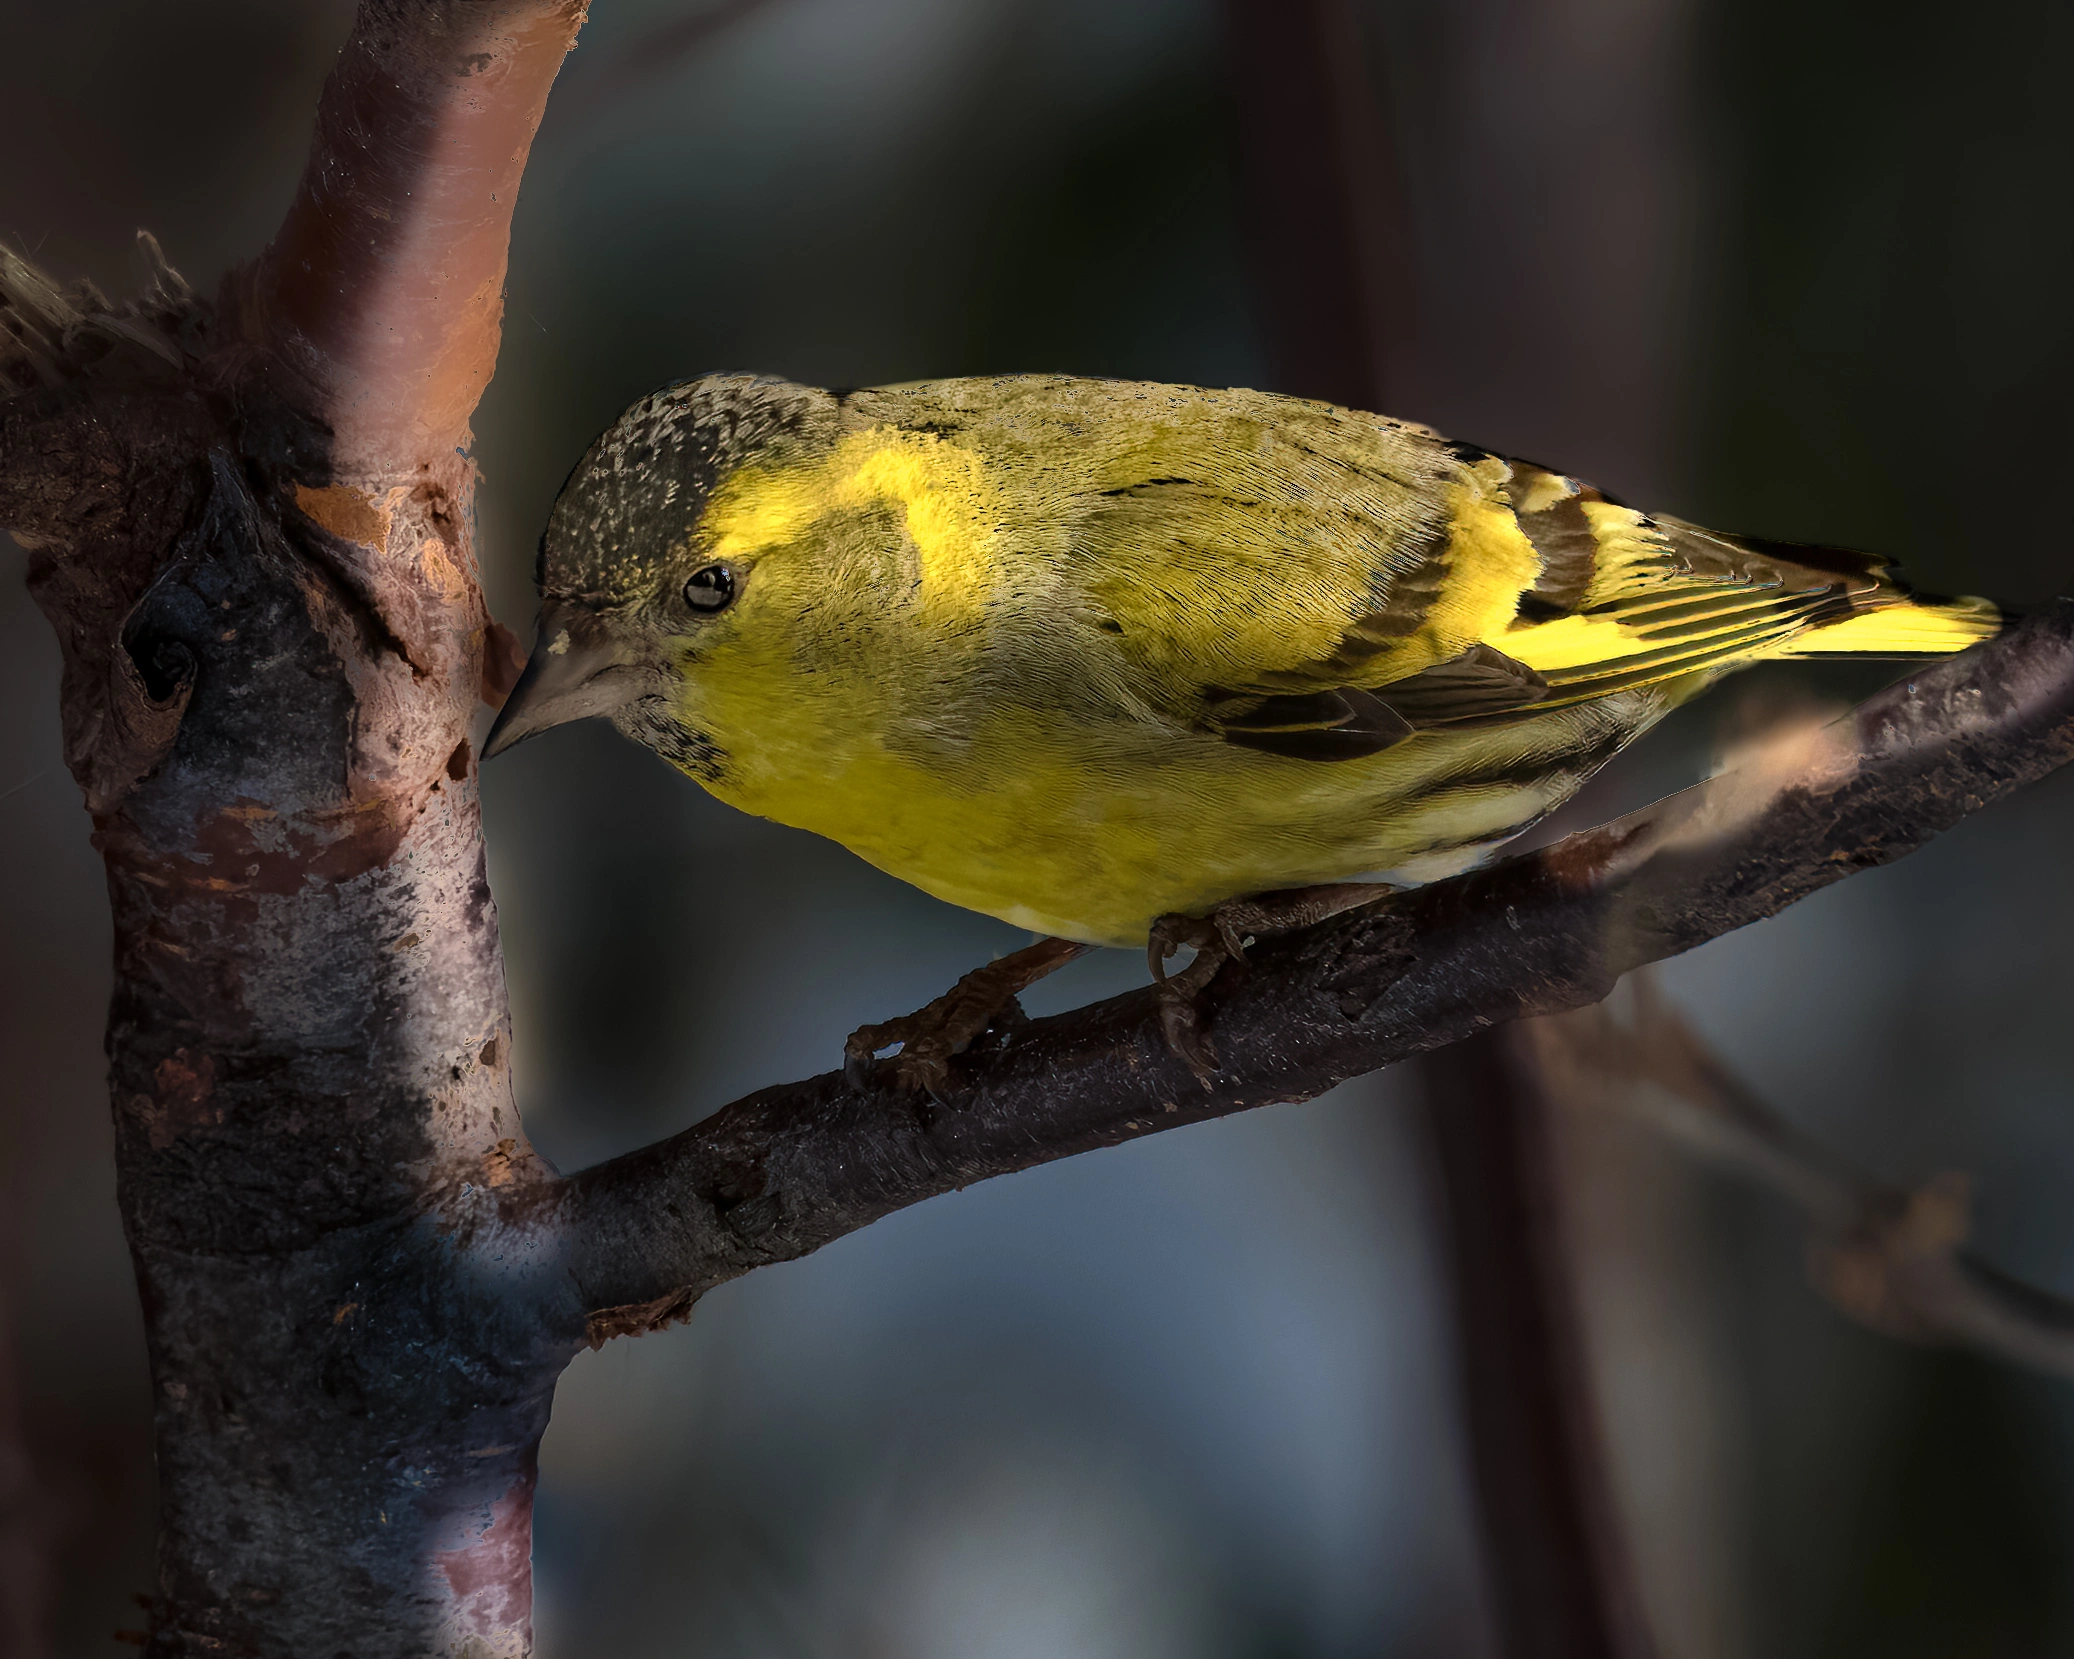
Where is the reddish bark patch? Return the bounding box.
[585,1287,698,1348]
[137,1050,221,1149]
[250,0,591,474]
[294,482,393,549]
[480,620,527,707]
[166,794,418,897]
[481,1137,522,1189]
[433,1464,537,1644]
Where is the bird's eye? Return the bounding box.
[683,564,736,613]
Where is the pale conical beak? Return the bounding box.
[483,603,650,759]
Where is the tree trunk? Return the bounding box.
[6,4,589,1649]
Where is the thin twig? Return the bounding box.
[1525,982,2074,1379]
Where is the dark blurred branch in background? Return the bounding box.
[1425,1033,1659,1659]
[1531,984,2074,1382]
[1224,3,1654,1651]
[0,1263,47,1659]
[1224,0,1413,410]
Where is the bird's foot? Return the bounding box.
[845,935,1092,1096]
[1149,882,1399,1086]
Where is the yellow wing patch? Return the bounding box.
[1498,496,1997,703]
[1576,500,1680,609]
[1768,597,1998,658]
[1410,481,1542,670]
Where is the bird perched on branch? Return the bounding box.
[485,373,1996,1083]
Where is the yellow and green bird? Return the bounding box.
[486,373,1994,1069]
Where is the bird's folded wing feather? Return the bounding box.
[1074,421,1991,762]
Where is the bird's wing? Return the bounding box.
[1491,460,1995,708]
[860,380,1992,763]
[1083,428,1994,762]
[1056,396,1555,760]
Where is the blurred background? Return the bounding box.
[4,0,2074,1653]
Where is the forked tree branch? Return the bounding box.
[1528,984,2074,1380]
[3,4,589,1652]
[562,602,2074,1341]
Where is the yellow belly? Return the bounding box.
[695,692,1668,947]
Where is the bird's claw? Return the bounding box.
[843,1004,1025,1098]
[1148,883,1400,1086]
[843,1018,948,1097]
[1148,911,1246,1088]
[843,937,1089,1097]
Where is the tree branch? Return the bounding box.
[1422,1030,1659,1659]
[238,0,588,478]
[1527,984,2074,1381]
[4,3,590,1650]
[564,602,2074,1340]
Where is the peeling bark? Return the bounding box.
[5,5,586,1653]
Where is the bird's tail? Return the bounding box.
[1648,519,2001,662]
[1766,587,2001,659]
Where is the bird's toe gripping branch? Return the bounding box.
[845,884,1399,1100]
[844,935,1093,1097]
[1149,881,1401,1084]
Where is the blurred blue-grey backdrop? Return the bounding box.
[4,1,2074,1654]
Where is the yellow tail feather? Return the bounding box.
[1769,594,2000,660]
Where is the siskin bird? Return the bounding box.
[485,373,1996,1077]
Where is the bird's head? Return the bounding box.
[483,372,841,774]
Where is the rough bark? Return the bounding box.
[8,2,2074,1653]
[5,4,586,1654]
